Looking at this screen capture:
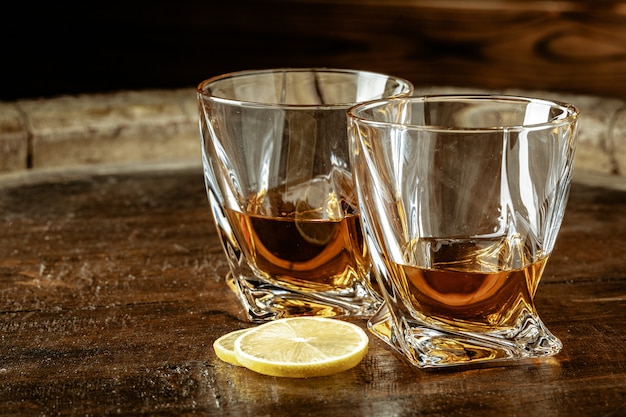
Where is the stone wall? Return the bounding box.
[1,88,625,185]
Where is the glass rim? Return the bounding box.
[197,67,414,109]
[347,94,580,132]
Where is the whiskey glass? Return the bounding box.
[348,95,579,367]
[198,68,413,322]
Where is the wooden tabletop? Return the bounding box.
[1,165,625,416]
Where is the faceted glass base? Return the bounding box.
[226,273,383,323]
[368,304,562,368]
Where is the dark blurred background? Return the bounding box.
[3,0,626,101]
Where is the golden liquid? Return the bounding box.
[396,239,547,329]
[224,207,369,292]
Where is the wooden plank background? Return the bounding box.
[2,0,626,101]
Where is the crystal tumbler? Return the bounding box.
[198,68,413,322]
[348,95,579,367]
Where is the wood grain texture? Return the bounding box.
[2,0,626,101]
[0,166,625,416]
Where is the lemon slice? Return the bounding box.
[295,217,337,245]
[213,328,251,366]
[234,317,369,378]
[293,179,341,245]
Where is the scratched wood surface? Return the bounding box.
[3,0,626,101]
[0,165,624,416]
